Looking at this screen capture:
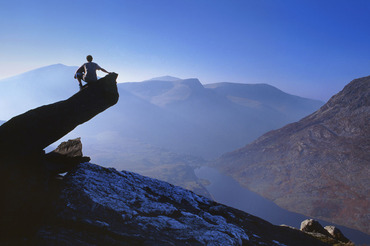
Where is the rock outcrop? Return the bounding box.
[300,219,353,245]
[324,226,350,243]
[0,73,119,241]
[300,219,332,237]
[215,76,370,234]
[0,73,119,161]
[44,138,91,174]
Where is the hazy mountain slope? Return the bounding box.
[147,75,181,81]
[205,82,324,121]
[215,75,370,234]
[0,64,78,120]
[119,78,324,158]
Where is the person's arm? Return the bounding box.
[100,68,109,73]
[96,63,109,73]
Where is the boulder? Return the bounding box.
[300,219,331,237]
[324,226,350,243]
[44,138,91,174]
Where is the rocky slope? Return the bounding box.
[215,75,370,235]
[32,162,330,246]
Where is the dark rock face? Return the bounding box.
[0,73,119,241]
[33,163,329,246]
[215,76,370,234]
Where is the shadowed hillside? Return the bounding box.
[215,75,370,235]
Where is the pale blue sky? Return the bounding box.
[1,0,369,100]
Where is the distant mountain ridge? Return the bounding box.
[117,77,323,158]
[146,75,181,81]
[215,75,370,235]
[205,82,323,122]
[0,64,324,201]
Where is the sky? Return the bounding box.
[0,0,369,101]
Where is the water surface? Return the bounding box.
[195,166,369,245]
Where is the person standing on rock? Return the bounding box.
[74,55,109,89]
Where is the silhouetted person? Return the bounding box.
[74,55,109,89]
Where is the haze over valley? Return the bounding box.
[0,63,323,199]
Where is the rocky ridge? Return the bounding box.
[34,161,330,245]
[215,76,370,235]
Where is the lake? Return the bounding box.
[195,166,369,245]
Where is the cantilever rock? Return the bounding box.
[0,73,119,240]
[0,73,119,162]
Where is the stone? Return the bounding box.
[44,138,91,174]
[300,219,332,237]
[324,226,350,243]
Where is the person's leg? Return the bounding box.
[76,73,83,89]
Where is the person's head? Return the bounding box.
[86,55,93,62]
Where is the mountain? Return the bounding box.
[0,64,78,120]
[147,75,181,81]
[0,81,332,246]
[215,76,370,235]
[0,64,323,200]
[117,78,323,158]
[205,82,323,122]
